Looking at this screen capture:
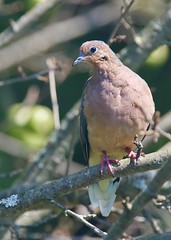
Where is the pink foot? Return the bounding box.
[101,150,120,176]
[124,147,144,165]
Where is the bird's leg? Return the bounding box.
[124,138,144,165]
[100,150,120,176]
[124,147,138,165]
[133,136,144,159]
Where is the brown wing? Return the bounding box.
[80,93,90,162]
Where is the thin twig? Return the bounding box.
[0,169,22,179]
[143,111,171,150]
[140,111,171,143]
[108,0,135,45]
[46,57,60,130]
[140,126,171,142]
[157,127,171,141]
[121,0,142,45]
[51,199,107,238]
[0,69,49,87]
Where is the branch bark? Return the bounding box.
[106,149,171,239]
[0,148,170,220]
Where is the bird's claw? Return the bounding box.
[101,150,120,176]
[124,147,145,166]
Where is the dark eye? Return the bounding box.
[89,46,97,54]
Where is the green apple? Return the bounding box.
[20,130,47,149]
[145,45,170,68]
[7,103,32,127]
[8,127,46,149]
[29,105,54,136]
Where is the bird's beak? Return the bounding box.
[72,55,85,66]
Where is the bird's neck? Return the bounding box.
[92,62,122,84]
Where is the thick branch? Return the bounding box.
[0,148,170,219]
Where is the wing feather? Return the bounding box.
[80,83,90,162]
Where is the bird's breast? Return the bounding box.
[83,81,148,157]
[84,82,134,127]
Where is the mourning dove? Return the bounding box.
[73,40,155,217]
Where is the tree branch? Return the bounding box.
[0,0,61,48]
[120,4,171,70]
[143,111,171,150]
[0,148,170,220]
[108,0,135,44]
[47,57,61,130]
[51,200,107,238]
[135,232,171,240]
[0,69,49,87]
[0,3,171,72]
[0,2,118,72]
[106,149,171,239]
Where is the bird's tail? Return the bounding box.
[88,178,120,217]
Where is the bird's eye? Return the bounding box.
[89,46,97,54]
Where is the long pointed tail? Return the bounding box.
[88,178,120,217]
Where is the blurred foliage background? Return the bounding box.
[0,0,171,239]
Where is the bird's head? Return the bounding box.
[73,40,118,67]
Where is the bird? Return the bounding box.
[73,40,155,217]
